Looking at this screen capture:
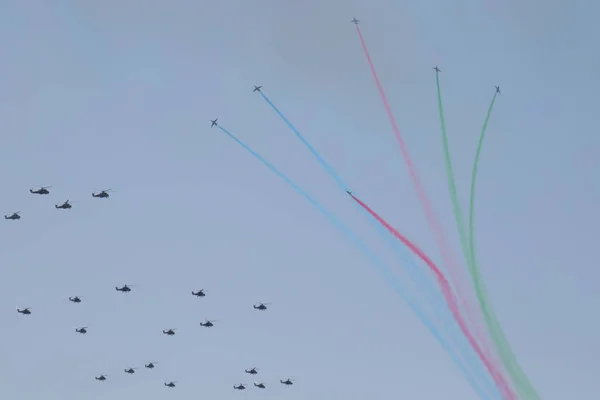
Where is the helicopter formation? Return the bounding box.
[15,282,293,390]
[9,186,296,392]
[4,187,112,219]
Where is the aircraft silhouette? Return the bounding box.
[92,190,111,198]
[5,212,21,220]
[55,200,72,209]
[30,186,51,195]
[17,307,31,315]
[211,118,218,128]
[253,85,262,92]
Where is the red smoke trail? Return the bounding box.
[349,192,516,400]
[354,24,490,357]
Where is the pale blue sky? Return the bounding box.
[1,1,598,399]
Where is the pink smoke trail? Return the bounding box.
[349,192,516,400]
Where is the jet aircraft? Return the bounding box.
[351,17,359,24]
[211,118,218,128]
[433,66,441,72]
[253,85,262,92]
[495,85,501,94]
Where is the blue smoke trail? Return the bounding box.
[216,123,495,400]
[256,92,501,400]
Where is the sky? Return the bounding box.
[0,0,598,399]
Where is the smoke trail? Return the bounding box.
[468,93,541,400]
[216,122,497,400]
[353,22,481,358]
[256,90,501,399]
[434,70,497,362]
[349,192,516,400]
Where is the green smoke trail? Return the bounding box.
[468,92,541,400]
[435,70,501,376]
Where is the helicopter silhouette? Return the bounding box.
[199,320,216,327]
[75,327,88,334]
[245,367,258,375]
[17,307,31,315]
[191,289,205,297]
[55,200,72,209]
[69,296,82,303]
[233,383,246,390]
[254,382,266,389]
[253,302,270,311]
[281,379,294,386]
[164,381,177,388]
[115,285,131,292]
[162,329,177,336]
[92,189,111,198]
[145,362,157,369]
[30,186,51,195]
[124,368,137,374]
[5,212,21,220]
[95,375,107,381]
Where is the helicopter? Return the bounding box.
[164,381,177,388]
[191,289,205,297]
[75,327,88,334]
[254,382,266,389]
[145,362,157,369]
[55,200,72,209]
[92,190,112,198]
[253,302,270,311]
[124,368,137,374]
[280,379,294,386]
[30,186,51,195]
[69,296,82,303]
[115,285,131,292]
[199,320,216,327]
[5,212,21,220]
[245,367,258,375]
[95,375,107,381]
[233,384,246,390]
[162,329,177,336]
[17,307,31,315]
